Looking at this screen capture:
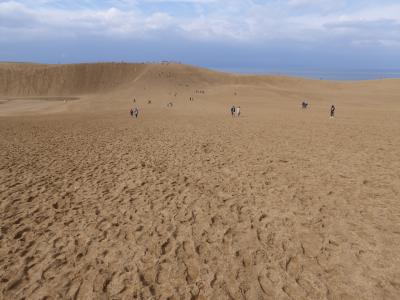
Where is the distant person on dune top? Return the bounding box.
[236,106,241,117]
[133,107,139,118]
[231,105,236,117]
[130,108,133,117]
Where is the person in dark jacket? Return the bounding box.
[231,105,236,117]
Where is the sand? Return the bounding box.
[1,63,400,299]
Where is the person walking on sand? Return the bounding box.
[231,105,236,117]
[133,107,139,118]
[330,105,335,118]
[236,106,241,117]
[130,108,134,117]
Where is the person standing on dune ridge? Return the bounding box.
[236,106,241,117]
[231,105,236,117]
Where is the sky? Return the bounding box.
[1,0,400,73]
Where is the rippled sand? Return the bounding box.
[1,63,400,299]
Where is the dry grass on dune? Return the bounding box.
[0,63,400,299]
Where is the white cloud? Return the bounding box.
[288,0,340,9]
[0,1,176,40]
[0,0,400,48]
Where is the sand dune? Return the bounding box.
[1,63,400,299]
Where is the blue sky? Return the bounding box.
[1,0,400,72]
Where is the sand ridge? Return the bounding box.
[0,63,400,299]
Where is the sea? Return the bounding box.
[210,67,400,81]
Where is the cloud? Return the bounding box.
[0,1,177,40]
[287,0,344,11]
[1,0,400,49]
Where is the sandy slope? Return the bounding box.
[0,63,400,299]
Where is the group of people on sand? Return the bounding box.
[301,100,336,118]
[230,105,241,117]
[129,96,336,120]
[129,88,205,117]
[129,93,198,117]
[228,102,335,118]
